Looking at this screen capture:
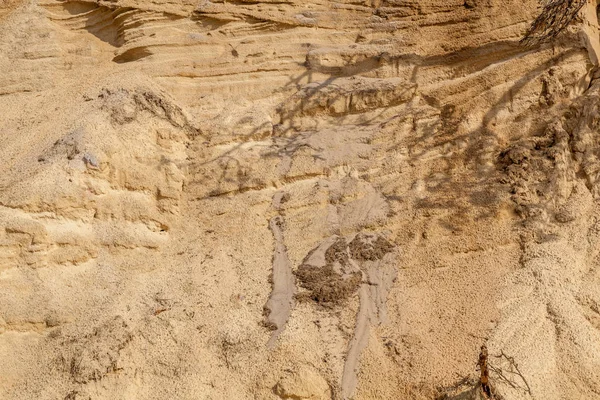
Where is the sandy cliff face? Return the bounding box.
[1,0,600,399]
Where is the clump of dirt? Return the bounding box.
[498,85,600,227]
[295,237,361,306]
[349,232,394,261]
[295,234,395,306]
[498,120,573,222]
[324,237,350,265]
[295,263,362,305]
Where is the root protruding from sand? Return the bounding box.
[437,345,533,400]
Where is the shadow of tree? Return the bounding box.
[401,46,584,225]
[186,12,584,212]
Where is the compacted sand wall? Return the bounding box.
[1,0,600,399]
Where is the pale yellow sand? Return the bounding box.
[1,1,600,399]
